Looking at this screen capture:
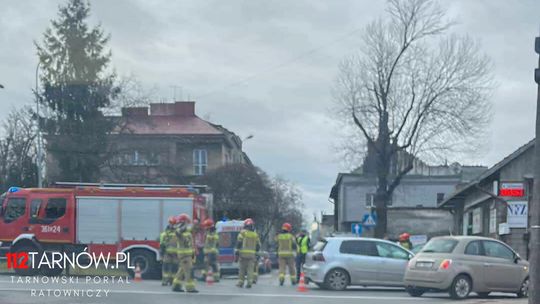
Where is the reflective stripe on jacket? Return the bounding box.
[177,230,194,257]
[277,233,296,257]
[204,232,219,254]
[236,230,260,257]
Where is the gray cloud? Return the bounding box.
[0,0,539,220]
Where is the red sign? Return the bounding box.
[500,183,525,197]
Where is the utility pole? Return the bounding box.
[530,35,540,304]
[35,62,43,188]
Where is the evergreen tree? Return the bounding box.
[36,0,118,182]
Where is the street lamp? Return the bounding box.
[35,62,43,188]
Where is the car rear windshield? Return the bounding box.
[313,240,327,252]
[421,239,458,253]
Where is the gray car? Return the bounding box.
[303,236,414,291]
[404,236,529,300]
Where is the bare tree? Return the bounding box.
[333,0,492,237]
[105,74,157,116]
[0,107,38,191]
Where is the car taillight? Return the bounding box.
[439,259,452,270]
[312,253,325,262]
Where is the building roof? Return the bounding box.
[121,115,222,135]
[439,138,535,208]
[115,102,223,136]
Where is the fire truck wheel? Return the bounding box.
[127,249,159,279]
[12,244,39,276]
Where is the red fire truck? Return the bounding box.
[0,182,211,278]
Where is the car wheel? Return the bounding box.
[516,277,529,298]
[449,275,472,300]
[324,268,349,291]
[406,287,425,297]
[477,292,490,298]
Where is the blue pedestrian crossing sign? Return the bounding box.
[362,213,377,228]
[351,223,363,235]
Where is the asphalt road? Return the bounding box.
[0,272,527,304]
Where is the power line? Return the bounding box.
[196,27,364,99]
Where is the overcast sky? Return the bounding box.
[1,0,539,219]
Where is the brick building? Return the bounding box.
[46,101,250,183]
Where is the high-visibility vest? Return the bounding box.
[277,233,295,257]
[237,230,259,258]
[399,241,411,250]
[204,232,219,254]
[297,235,309,254]
[163,229,178,254]
[177,230,194,257]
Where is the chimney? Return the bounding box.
[174,101,195,117]
[150,101,196,117]
[121,107,148,117]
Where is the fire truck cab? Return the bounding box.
[0,183,211,278]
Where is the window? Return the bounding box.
[4,198,26,222]
[44,198,67,220]
[193,149,208,175]
[465,241,483,256]
[339,240,378,256]
[421,239,458,253]
[218,231,239,248]
[483,241,515,260]
[376,242,410,260]
[313,241,327,252]
[437,193,445,204]
[365,193,375,207]
[30,199,42,218]
[113,150,160,166]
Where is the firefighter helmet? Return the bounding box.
[244,218,254,226]
[399,233,410,241]
[282,223,292,232]
[177,213,191,224]
[203,219,215,229]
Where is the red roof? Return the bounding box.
[121,115,222,135]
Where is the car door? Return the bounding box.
[1,196,28,240]
[338,240,381,285]
[482,240,523,291]
[374,241,410,285]
[462,240,489,291]
[31,195,73,243]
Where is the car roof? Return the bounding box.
[323,236,410,247]
[429,235,500,242]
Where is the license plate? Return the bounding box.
[416,261,433,268]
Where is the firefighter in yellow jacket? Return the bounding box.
[172,213,198,293]
[235,218,260,288]
[202,219,220,282]
[276,222,297,286]
[159,216,179,286]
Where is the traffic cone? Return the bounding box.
[297,272,307,292]
[133,263,142,282]
[206,270,214,286]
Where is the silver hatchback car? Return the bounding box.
[303,237,414,291]
[404,236,529,299]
